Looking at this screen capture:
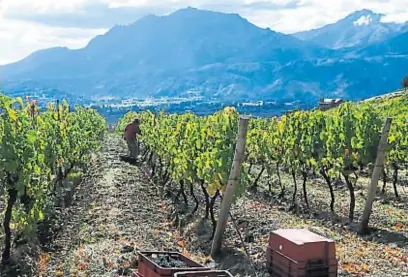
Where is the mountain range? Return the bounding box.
[0,8,407,103]
[293,9,408,49]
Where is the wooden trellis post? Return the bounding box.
[211,116,249,256]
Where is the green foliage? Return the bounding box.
[115,111,138,136]
[0,93,106,262]
[361,94,408,169]
[116,92,407,223]
[130,107,242,197]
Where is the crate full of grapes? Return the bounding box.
[174,270,233,277]
[137,251,209,277]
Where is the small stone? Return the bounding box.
[121,245,134,254]
[244,233,255,243]
[117,255,125,264]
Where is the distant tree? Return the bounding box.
[403,76,408,92]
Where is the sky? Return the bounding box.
[0,0,407,65]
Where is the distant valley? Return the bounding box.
[0,8,407,111]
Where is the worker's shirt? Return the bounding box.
[125,122,141,140]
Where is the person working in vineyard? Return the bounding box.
[124,119,141,159]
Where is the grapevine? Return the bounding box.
[0,93,106,265]
[116,92,408,230]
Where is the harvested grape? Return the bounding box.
[149,254,189,268]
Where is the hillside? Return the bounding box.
[0,8,407,102]
[356,31,408,56]
[293,9,408,49]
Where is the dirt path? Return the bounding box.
[40,135,264,277]
[37,134,408,277]
[40,135,187,277]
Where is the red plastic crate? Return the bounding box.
[137,252,209,277]
[174,270,233,277]
[267,229,338,277]
[266,247,337,277]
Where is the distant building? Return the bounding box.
[318,98,344,111]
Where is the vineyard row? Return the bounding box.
[0,94,106,266]
[116,95,408,236]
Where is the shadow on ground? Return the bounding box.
[213,246,265,276]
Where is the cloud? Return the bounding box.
[245,0,408,33]
[3,0,408,32]
[3,0,302,29]
[0,17,106,65]
[4,0,407,33]
[3,1,171,28]
[381,11,408,24]
[0,0,106,64]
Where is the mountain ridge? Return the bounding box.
[0,7,407,103]
[2,7,327,78]
[293,9,408,49]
